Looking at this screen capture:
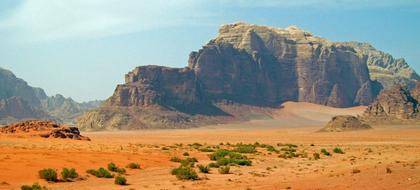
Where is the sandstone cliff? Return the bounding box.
[78,23,420,130]
[340,42,419,89]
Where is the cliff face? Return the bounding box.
[79,23,420,130]
[0,67,102,125]
[188,23,380,107]
[340,42,419,89]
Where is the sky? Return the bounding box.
[0,0,419,102]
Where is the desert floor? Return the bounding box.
[1,102,420,190]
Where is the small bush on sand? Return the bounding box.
[218,166,230,174]
[126,162,140,169]
[197,164,210,173]
[333,147,344,154]
[38,168,58,182]
[321,149,331,156]
[61,168,78,181]
[234,144,256,153]
[313,152,320,160]
[171,167,199,180]
[108,163,126,174]
[114,176,127,185]
[21,183,47,190]
[183,152,190,156]
[86,168,113,178]
[352,169,361,174]
[208,162,220,168]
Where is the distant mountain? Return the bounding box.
[0,67,103,125]
[79,23,418,130]
[339,42,419,89]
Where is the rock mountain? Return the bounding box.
[78,23,418,130]
[0,67,102,125]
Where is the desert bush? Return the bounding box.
[38,168,58,182]
[179,157,198,167]
[86,168,113,178]
[321,149,331,156]
[107,163,126,174]
[126,162,140,169]
[197,164,210,173]
[183,152,189,156]
[218,166,230,174]
[386,167,392,173]
[171,167,199,180]
[266,145,278,153]
[234,144,256,153]
[333,147,344,154]
[313,152,320,160]
[61,168,78,181]
[208,162,220,168]
[199,147,215,152]
[114,176,127,185]
[170,156,182,162]
[21,183,47,190]
[209,149,246,161]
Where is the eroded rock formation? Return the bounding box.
[0,120,90,140]
[320,115,371,132]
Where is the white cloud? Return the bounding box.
[0,0,417,42]
[0,0,210,42]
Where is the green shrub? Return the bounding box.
[234,144,256,153]
[333,147,344,154]
[199,147,215,152]
[266,145,278,153]
[180,157,198,167]
[218,166,230,174]
[86,168,113,178]
[108,163,126,174]
[313,152,320,160]
[21,183,47,190]
[209,149,246,161]
[171,167,198,180]
[114,176,127,185]
[197,164,210,173]
[208,162,220,168]
[38,168,58,182]
[321,149,331,156]
[61,168,78,181]
[126,162,140,169]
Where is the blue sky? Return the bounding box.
[0,0,419,102]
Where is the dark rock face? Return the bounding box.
[320,115,371,132]
[363,85,419,121]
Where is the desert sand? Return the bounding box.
[0,102,419,190]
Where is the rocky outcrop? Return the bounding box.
[320,115,371,132]
[0,67,102,124]
[362,83,420,123]
[0,120,90,140]
[340,42,419,89]
[78,23,419,130]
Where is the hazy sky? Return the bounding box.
[0,0,419,102]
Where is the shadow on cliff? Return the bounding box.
[171,103,232,116]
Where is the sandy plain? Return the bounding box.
[0,102,419,190]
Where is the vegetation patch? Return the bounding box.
[234,144,257,153]
[321,149,331,156]
[333,147,345,154]
[218,166,230,174]
[108,163,126,174]
[86,168,113,178]
[126,162,140,169]
[21,183,47,190]
[114,176,127,185]
[38,168,58,182]
[197,164,210,173]
[171,167,199,180]
[209,149,252,166]
[61,168,78,181]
